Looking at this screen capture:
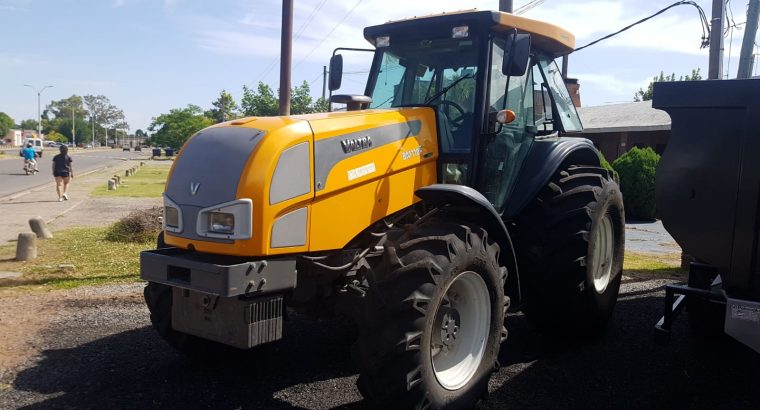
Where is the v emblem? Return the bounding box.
[190,182,200,196]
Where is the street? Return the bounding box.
[0,149,147,199]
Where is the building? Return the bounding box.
[576,100,671,161]
[3,129,40,146]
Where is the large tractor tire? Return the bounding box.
[354,219,508,409]
[515,164,625,334]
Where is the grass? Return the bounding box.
[0,226,151,292]
[91,165,168,198]
[624,251,683,278]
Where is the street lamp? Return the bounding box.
[23,84,54,139]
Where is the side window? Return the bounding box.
[538,57,583,132]
[533,64,554,134]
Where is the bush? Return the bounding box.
[599,151,619,184]
[106,207,163,243]
[612,147,660,220]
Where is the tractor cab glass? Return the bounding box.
[367,36,479,157]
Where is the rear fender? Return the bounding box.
[415,184,522,309]
[503,137,601,219]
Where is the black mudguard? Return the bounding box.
[503,137,601,219]
[415,184,522,309]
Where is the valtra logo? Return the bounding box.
[341,136,372,154]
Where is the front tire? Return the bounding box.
[515,164,625,334]
[354,219,508,408]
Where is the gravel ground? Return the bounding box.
[1,275,758,409]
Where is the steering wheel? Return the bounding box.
[438,100,466,129]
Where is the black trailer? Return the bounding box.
[652,79,760,353]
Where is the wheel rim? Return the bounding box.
[590,213,615,294]
[431,271,491,391]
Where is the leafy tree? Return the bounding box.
[19,119,38,131]
[291,81,314,114]
[44,95,88,123]
[634,68,702,101]
[148,105,214,149]
[241,82,279,117]
[0,112,14,137]
[612,147,660,220]
[206,89,240,123]
[53,117,92,143]
[312,97,330,113]
[45,130,68,143]
[83,95,128,144]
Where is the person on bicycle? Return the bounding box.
[21,143,38,172]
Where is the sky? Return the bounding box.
[1,0,758,132]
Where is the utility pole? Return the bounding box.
[91,114,95,148]
[499,0,513,13]
[71,106,76,146]
[322,65,327,100]
[279,0,293,116]
[23,84,53,138]
[737,0,760,78]
[708,0,725,80]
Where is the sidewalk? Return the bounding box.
[0,161,166,244]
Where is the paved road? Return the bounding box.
[0,150,147,199]
[0,278,758,409]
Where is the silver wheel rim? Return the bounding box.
[590,214,615,294]
[431,271,491,391]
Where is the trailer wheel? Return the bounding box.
[515,165,625,334]
[354,219,508,408]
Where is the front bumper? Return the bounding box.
[140,248,297,297]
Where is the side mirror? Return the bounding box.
[502,33,531,76]
[328,54,343,91]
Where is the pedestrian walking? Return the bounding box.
[52,145,74,202]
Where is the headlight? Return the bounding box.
[163,195,183,233]
[208,212,235,234]
[196,199,252,240]
[164,206,180,228]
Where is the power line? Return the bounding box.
[255,0,329,83]
[575,1,710,52]
[294,0,364,70]
[515,0,546,15]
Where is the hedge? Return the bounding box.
[612,147,660,220]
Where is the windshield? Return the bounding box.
[368,37,478,108]
[368,37,479,154]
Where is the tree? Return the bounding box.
[312,97,330,113]
[0,112,14,137]
[45,130,68,143]
[241,82,279,117]
[634,68,702,101]
[83,95,128,144]
[148,105,214,148]
[19,119,38,131]
[291,81,314,114]
[206,89,240,123]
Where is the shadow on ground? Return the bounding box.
[10,285,760,409]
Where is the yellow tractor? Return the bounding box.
[141,10,624,408]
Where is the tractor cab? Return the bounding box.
[330,10,582,211]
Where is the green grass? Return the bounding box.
[624,251,683,277]
[91,165,168,198]
[0,227,151,292]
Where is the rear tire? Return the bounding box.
[514,164,625,334]
[354,219,508,409]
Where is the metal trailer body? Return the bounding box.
[653,79,760,353]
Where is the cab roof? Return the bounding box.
[363,10,575,57]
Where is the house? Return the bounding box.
[576,100,671,161]
[3,129,40,146]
